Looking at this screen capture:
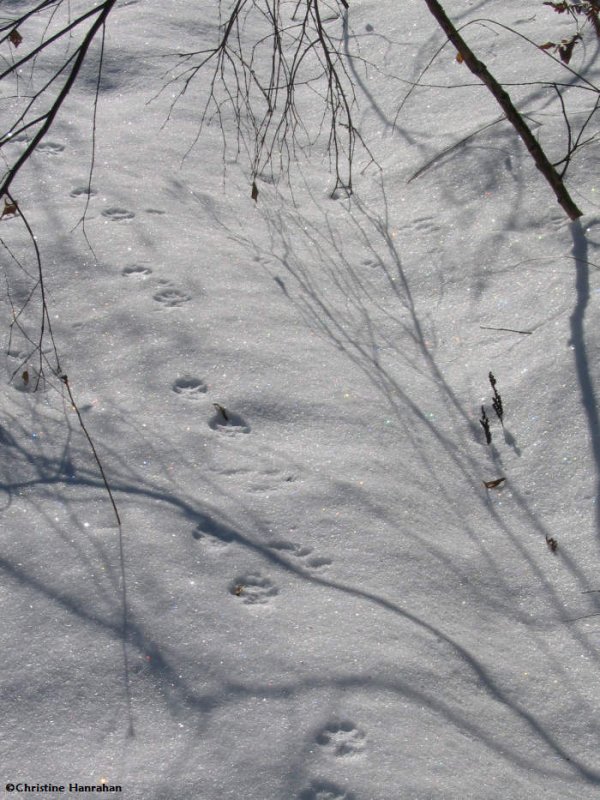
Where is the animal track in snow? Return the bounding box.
[216,467,295,495]
[70,186,97,198]
[361,257,381,269]
[547,212,567,232]
[6,350,44,392]
[192,526,233,549]
[37,141,64,154]
[403,215,440,235]
[153,287,191,308]
[268,540,332,571]
[121,264,152,277]
[298,781,355,800]
[10,367,46,394]
[144,207,166,215]
[191,516,236,548]
[209,405,251,434]
[172,375,207,398]
[102,207,135,221]
[246,469,296,493]
[6,133,29,144]
[316,721,366,757]
[229,573,278,605]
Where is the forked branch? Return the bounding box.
[0,0,117,200]
[164,0,370,195]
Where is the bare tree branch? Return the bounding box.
[161,0,375,196]
[1,0,117,199]
[421,0,583,220]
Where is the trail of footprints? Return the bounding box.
[120,263,192,310]
[295,723,366,798]
[64,155,357,798]
[120,262,250,431]
[223,536,332,614]
[121,264,190,310]
[58,138,498,800]
[64,143,167,222]
[72,165,335,619]
[195,529,331,609]
[51,138,141,220]
[170,376,250,433]
[199,531,332,609]
[35,140,128,219]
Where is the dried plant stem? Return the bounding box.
[60,375,121,526]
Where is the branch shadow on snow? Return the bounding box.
[238,179,597,607]
[1,430,599,787]
[2,453,600,788]
[2,245,600,790]
[3,177,600,793]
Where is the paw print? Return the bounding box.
[268,539,332,571]
[229,573,278,605]
[316,721,366,757]
[298,780,356,800]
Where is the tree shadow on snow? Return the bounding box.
[2,377,600,791]
[570,219,600,550]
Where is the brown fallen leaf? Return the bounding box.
[1,199,18,219]
[251,181,259,202]
[213,403,229,422]
[483,477,506,489]
[9,29,23,48]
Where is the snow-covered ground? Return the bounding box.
[3,1,600,798]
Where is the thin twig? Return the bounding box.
[60,375,121,527]
[480,325,533,335]
[408,114,506,183]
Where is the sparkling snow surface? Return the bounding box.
[3,1,600,799]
